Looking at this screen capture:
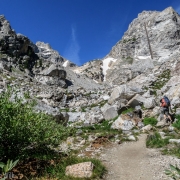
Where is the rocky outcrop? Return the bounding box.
[111,116,135,131]
[36,64,67,88]
[108,85,142,105]
[72,59,104,82]
[101,7,180,85]
[0,7,180,134]
[35,41,64,64]
[0,16,37,64]
[127,94,156,109]
[65,162,94,178]
[101,104,118,120]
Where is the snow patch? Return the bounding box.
[73,69,81,74]
[136,56,151,59]
[63,60,69,67]
[43,52,51,55]
[102,57,117,81]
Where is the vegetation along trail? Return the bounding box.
[100,134,180,180]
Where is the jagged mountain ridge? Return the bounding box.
[74,7,180,86]
[1,7,180,128]
[0,14,104,117]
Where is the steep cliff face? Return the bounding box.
[35,41,65,63]
[1,7,180,130]
[73,7,180,85]
[0,15,103,116]
[72,59,104,83]
[104,7,180,85]
[0,15,36,62]
[109,7,180,60]
[34,41,76,68]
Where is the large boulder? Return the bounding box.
[141,124,152,132]
[111,116,135,130]
[84,112,104,124]
[40,64,66,79]
[101,103,118,120]
[131,56,154,73]
[108,85,138,105]
[127,94,156,109]
[65,162,94,178]
[156,120,166,127]
[67,112,85,122]
[169,139,180,144]
[36,64,67,88]
[34,102,68,124]
[36,41,65,63]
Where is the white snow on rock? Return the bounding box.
[135,56,151,60]
[102,57,117,81]
[63,60,69,67]
[73,69,81,74]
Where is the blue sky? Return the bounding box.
[0,0,180,65]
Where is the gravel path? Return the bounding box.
[100,134,180,180]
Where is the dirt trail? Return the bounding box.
[100,134,180,180]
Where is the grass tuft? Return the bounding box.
[146,132,169,148]
[143,117,157,126]
[173,115,180,130]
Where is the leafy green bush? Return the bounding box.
[0,90,70,161]
[143,117,157,126]
[173,115,180,130]
[146,132,169,148]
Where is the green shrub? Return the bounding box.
[143,117,157,126]
[0,90,70,161]
[173,115,180,130]
[146,132,169,148]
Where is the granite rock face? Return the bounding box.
[76,7,180,87]
[1,7,180,127]
[35,41,65,64]
[104,7,180,85]
[0,15,36,65]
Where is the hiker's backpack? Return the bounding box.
[162,96,170,107]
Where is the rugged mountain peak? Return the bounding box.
[101,7,180,85]
[35,41,76,68]
[35,41,65,64]
[36,41,51,50]
[0,15,14,37]
[75,7,180,86]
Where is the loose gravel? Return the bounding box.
[100,134,180,180]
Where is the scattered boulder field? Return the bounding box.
[1,6,180,179]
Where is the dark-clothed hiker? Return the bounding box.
[160,96,172,123]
